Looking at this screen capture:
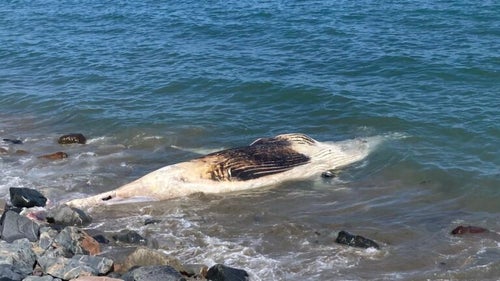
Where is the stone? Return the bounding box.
[0,147,8,154]
[451,225,489,235]
[0,264,24,281]
[335,230,380,249]
[21,276,57,281]
[38,152,68,160]
[144,218,161,225]
[54,227,101,256]
[0,210,40,242]
[69,277,124,281]
[10,187,48,208]
[72,255,114,275]
[122,265,185,281]
[0,238,37,275]
[58,134,86,145]
[119,247,184,273]
[3,139,23,145]
[37,256,97,280]
[46,205,92,226]
[206,264,249,281]
[112,230,147,245]
[181,264,208,278]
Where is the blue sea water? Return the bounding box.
[1,1,499,280]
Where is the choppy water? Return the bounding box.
[1,1,499,280]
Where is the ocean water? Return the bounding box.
[1,1,499,280]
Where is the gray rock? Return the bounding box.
[0,238,37,275]
[38,255,111,280]
[54,226,96,256]
[112,230,147,245]
[206,264,249,281]
[46,205,92,226]
[0,210,40,242]
[122,265,185,281]
[0,264,24,281]
[72,255,114,275]
[9,188,47,208]
[22,276,57,281]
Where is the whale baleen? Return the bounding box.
[66,133,380,208]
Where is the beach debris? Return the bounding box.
[451,225,489,235]
[10,187,48,208]
[206,264,249,281]
[58,133,87,144]
[335,230,380,249]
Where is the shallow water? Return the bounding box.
[1,1,499,280]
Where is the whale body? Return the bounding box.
[66,133,380,208]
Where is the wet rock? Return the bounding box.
[38,152,68,160]
[451,225,489,235]
[144,218,161,225]
[10,187,47,208]
[321,170,337,178]
[38,255,112,280]
[15,149,29,155]
[0,210,40,242]
[58,134,86,145]
[181,264,208,278]
[0,147,8,154]
[119,247,184,273]
[3,138,23,144]
[335,230,380,249]
[206,264,249,281]
[0,238,37,276]
[112,230,147,245]
[122,265,185,281]
[54,227,101,256]
[46,205,92,226]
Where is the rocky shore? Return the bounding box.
[0,187,250,281]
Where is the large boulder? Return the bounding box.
[121,265,185,281]
[9,187,47,208]
[46,205,92,227]
[118,247,184,273]
[37,255,113,280]
[0,238,37,276]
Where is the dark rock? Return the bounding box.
[122,265,185,281]
[0,238,37,275]
[335,230,380,249]
[46,205,92,226]
[3,138,23,145]
[119,247,184,274]
[181,264,208,278]
[9,187,47,208]
[58,134,87,145]
[112,230,148,245]
[0,264,24,281]
[206,264,249,281]
[451,225,489,235]
[321,170,337,178]
[0,210,40,242]
[92,234,110,244]
[38,152,68,160]
[144,218,161,225]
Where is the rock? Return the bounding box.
[206,264,249,281]
[0,264,24,281]
[38,152,68,160]
[0,147,8,154]
[181,264,208,278]
[321,170,336,178]
[0,210,40,242]
[58,134,86,145]
[70,277,124,281]
[119,247,184,273]
[144,218,161,225]
[54,227,101,256]
[122,265,185,281]
[3,138,23,144]
[10,187,47,208]
[21,276,57,281]
[15,150,29,155]
[46,205,92,226]
[112,230,147,245]
[451,225,489,235]
[335,230,380,249]
[38,255,113,280]
[0,238,37,275]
